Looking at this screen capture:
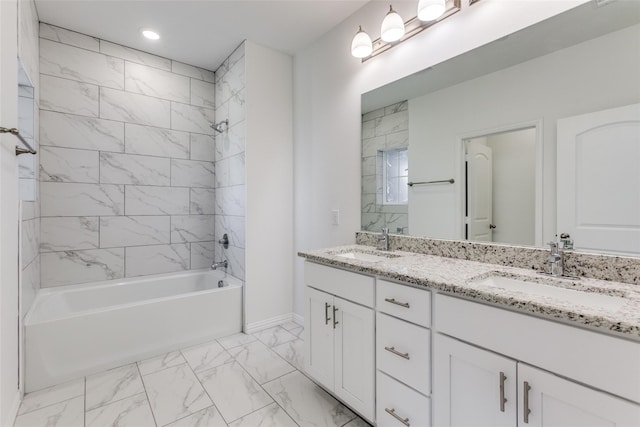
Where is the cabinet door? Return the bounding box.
[304,286,334,390]
[334,296,375,420]
[433,334,517,427]
[518,364,640,427]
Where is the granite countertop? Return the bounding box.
[298,245,640,340]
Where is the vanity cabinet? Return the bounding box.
[304,262,375,421]
[433,294,640,427]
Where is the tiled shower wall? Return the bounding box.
[38,24,217,287]
[361,100,409,233]
[214,44,246,280]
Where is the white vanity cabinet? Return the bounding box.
[304,262,375,421]
[433,294,640,427]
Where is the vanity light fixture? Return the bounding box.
[381,5,405,42]
[141,29,160,40]
[352,0,467,62]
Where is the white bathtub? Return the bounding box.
[25,269,242,392]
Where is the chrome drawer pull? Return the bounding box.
[333,305,339,329]
[324,302,331,325]
[523,381,532,423]
[385,408,410,427]
[384,298,410,308]
[384,346,410,360]
[499,371,507,412]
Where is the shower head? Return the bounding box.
[212,119,229,134]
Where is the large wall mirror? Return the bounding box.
[361,0,640,256]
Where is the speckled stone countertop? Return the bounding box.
[299,245,640,340]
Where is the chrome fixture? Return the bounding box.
[351,0,470,61]
[377,227,390,251]
[407,178,454,186]
[211,260,228,270]
[546,240,563,277]
[211,119,228,134]
[217,280,226,288]
[0,126,37,155]
[218,233,229,249]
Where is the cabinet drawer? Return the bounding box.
[377,312,430,395]
[304,261,374,307]
[377,279,431,327]
[377,370,431,427]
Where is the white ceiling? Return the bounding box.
[34,0,369,71]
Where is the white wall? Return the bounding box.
[245,41,294,329]
[407,23,639,243]
[292,0,586,317]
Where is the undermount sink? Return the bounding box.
[471,274,628,311]
[333,249,400,263]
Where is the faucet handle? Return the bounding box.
[381,227,389,235]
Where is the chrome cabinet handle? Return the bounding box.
[384,346,410,360]
[384,298,410,308]
[333,306,339,329]
[385,408,410,427]
[523,381,531,423]
[499,372,507,412]
[324,302,331,325]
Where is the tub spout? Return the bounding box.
[211,260,228,270]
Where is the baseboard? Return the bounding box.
[293,312,304,326]
[245,313,296,334]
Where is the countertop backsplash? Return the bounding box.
[356,231,640,285]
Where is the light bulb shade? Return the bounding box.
[418,0,446,21]
[381,6,405,42]
[351,26,373,58]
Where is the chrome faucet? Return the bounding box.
[377,228,390,251]
[546,241,563,277]
[211,260,228,270]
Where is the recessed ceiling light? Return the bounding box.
[141,29,160,40]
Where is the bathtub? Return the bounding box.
[25,269,242,392]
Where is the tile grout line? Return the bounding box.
[135,362,160,427]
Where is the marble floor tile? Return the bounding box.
[253,326,297,348]
[289,325,304,337]
[228,340,295,384]
[181,340,233,373]
[262,371,356,427]
[165,405,228,427]
[228,402,298,427]
[142,363,213,426]
[13,396,83,427]
[197,361,273,423]
[272,338,304,370]
[138,350,186,375]
[86,363,144,411]
[216,333,256,350]
[18,378,84,415]
[280,321,302,332]
[343,417,373,427]
[85,392,155,427]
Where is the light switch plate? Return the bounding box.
[331,209,340,225]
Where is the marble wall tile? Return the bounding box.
[40,39,125,89]
[171,159,215,188]
[41,217,99,252]
[214,215,245,249]
[362,107,384,122]
[100,87,171,128]
[361,213,385,232]
[190,79,215,109]
[100,152,170,186]
[100,41,171,71]
[171,102,215,134]
[172,61,215,83]
[125,186,189,215]
[125,123,189,159]
[214,185,245,216]
[21,256,39,317]
[362,156,376,176]
[21,200,37,221]
[190,188,215,215]
[228,154,245,186]
[40,75,99,117]
[214,158,229,188]
[19,153,35,179]
[41,248,125,287]
[40,146,99,183]
[226,246,245,281]
[386,100,408,114]
[39,23,99,51]
[86,364,144,411]
[171,215,215,243]
[215,122,245,161]
[21,218,39,268]
[41,182,124,216]
[19,179,35,202]
[216,91,246,127]
[18,85,34,98]
[386,130,409,149]
[362,120,375,140]
[40,110,124,152]
[18,95,34,139]
[375,110,408,136]
[216,57,245,105]
[13,396,84,427]
[100,216,170,248]
[125,62,190,103]
[142,364,212,426]
[190,241,215,269]
[85,393,155,427]
[190,133,215,161]
[125,244,190,277]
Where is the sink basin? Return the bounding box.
[471,274,628,311]
[333,249,399,263]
